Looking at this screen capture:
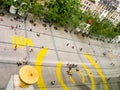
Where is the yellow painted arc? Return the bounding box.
[56,61,69,90]
[82,64,95,90]
[67,70,75,84]
[84,52,109,90]
[78,70,85,83]
[35,48,48,90]
[69,76,75,84]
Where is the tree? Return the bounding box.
[90,17,116,39]
[44,0,82,29]
[0,0,13,10]
[81,11,94,23]
[29,2,44,20]
[114,22,120,35]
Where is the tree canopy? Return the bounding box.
[0,0,119,39]
[90,17,120,38]
[44,0,82,29]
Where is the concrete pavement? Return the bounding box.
[0,13,120,90]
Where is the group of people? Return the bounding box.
[66,43,83,51]
[66,43,75,49]
[66,64,79,76]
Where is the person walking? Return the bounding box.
[51,81,55,85]
[14,44,17,51]
[80,48,83,51]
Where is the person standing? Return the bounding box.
[51,81,55,85]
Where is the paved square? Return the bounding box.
[0,13,120,90]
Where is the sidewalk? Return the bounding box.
[0,13,120,89]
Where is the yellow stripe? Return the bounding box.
[12,36,15,48]
[78,70,85,83]
[16,36,19,47]
[85,53,109,90]
[56,61,69,90]
[69,76,75,84]
[35,48,48,90]
[82,64,95,90]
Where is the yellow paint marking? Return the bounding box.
[11,36,34,48]
[23,38,34,47]
[85,53,109,90]
[78,70,85,83]
[12,36,15,48]
[35,48,48,90]
[69,76,75,84]
[82,64,95,90]
[66,70,75,84]
[19,36,24,48]
[56,61,69,90]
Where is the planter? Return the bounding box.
[18,2,29,16]
[18,8,25,16]
[9,5,17,14]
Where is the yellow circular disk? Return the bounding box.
[19,65,39,85]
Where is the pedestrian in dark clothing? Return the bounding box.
[103,52,106,56]
[14,45,17,51]
[69,67,72,70]
[16,62,22,66]
[66,43,69,46]
[71,46,74,49]
[110,63,115,66]
[76,68,79,72]
[36,33,40,37]
[51,81,55,85]
[66,64,69,67]
[75,64,77,68]
[30,29,32,31]
[41,46,44,48]
[107,78,111,81]
[22,61,28,65]
[80,48,82,51]
[30,49,33,52]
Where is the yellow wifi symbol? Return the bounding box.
[35,48,109,90]
[66,53,109,90]
[84,52,109,90]
[11,36,34,48]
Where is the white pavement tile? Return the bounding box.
[27,31,55,49]
[29,48,58,64]
[0,25,25,43]
[97,56,111,67]
[71,33,89,43]
[101,42,110,48]
[0,26,14,43]
[91,45,106,57]
[43,50,58,64]
[58,51,81,64]
[42,67,60,87]
[26,20,51,35]
[0,13,25,29]
[0,43,27,63]
[88,38,102,46]
[75,41,94,55]
[54,37,77,53]
[51,25,72,39]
